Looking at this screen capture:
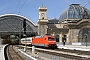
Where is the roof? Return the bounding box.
[48,18,59,24]
[59,4,90,21]
[0,14,38,33]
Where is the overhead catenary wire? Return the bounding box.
[18,0,27,14]
[84,2,90,7]
[80,0,90,7]
[78,0,81,3]
[15,0,20,13]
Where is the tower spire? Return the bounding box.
[42,0,43,7]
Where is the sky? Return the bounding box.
[0,0,90,24]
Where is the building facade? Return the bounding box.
[38,4,90,45]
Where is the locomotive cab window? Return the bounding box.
[48,37,55,40]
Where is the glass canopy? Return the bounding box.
[60,4,90,21]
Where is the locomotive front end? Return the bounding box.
[47,36,57,48]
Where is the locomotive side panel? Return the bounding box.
[32,35,57,48]
[32,37,46,47]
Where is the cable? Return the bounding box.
[80,0,90,6]
[84,2,90,7]
[78,0,81,3]
[18,0,27,14]
[15,0,20,13]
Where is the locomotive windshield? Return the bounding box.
[48,37,55,40]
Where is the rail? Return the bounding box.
[7,45,25,60]
[17,45,90,60]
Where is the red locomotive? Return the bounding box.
[20,35,57,48]
[32,35,57,48]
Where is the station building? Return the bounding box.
[38,4,90,45]
[0,14,38,41]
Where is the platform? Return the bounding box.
[0,45,6,60]
[0,44,90,60]
[57,44,90,51]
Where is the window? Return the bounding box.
[42,17,44,19]
[48,37,55,40]
[41,13,44,16]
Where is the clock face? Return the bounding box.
[41,13,44,16]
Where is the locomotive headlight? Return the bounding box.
[48,41,52,42]
[48,41,56,42]
[52,41,56,42]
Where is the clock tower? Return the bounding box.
[37,6,48,35]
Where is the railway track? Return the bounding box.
[17,45,90,60]
[36,48,90,60]
[54,48,90,55]
[7,45,25,60]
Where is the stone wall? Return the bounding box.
[68,29,80,42]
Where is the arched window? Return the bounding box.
[42,17,44,19]
[55,35,59,42]
[78,28,90,42]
